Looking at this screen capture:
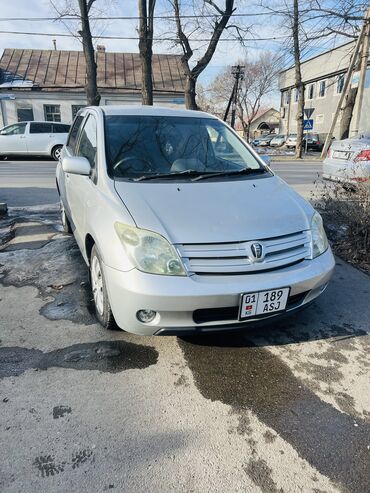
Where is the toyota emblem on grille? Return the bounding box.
[250,242,264,261]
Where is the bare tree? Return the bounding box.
[138,0,156,105]
[170,0,238,110]
[210,53,280,139]
[51,0,101,106]
[78,0,100,106]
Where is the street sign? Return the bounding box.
[304,108,315,119]
[304,119,314,130]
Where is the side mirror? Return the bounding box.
[62,156,91,175]
[260,155,271,166]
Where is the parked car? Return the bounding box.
[270,134,286,147]
[257,134,274,146]
[285,133,323,151]
[305,133,323,151]
[0,121,71,160]
[57,106,334,336]
[285,134,297,149]
[323,132,370,183]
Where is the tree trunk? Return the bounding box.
[340,87,358,139]
[78,0,100,106]
[185,76,198,110]
[292,0,304,158]
[138,0,155,106]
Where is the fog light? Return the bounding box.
[137,309,157,323]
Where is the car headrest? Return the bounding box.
[170,158,206,172]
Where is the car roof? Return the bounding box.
[98,105,216,119]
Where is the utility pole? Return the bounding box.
[223,65,245,129]
[321,9,369,158]
[351,8,370,136]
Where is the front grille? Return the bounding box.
[177,231,311,275]
[192,291,310,324]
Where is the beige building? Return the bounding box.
[279,41,370,138]
[249,108,280,137]
[0,48,185,127]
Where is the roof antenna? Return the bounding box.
[52,39,57,50]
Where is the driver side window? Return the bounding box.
[76,115,97,181]
[1,123,27,135]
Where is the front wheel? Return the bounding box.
[90,245,116,330]
[52,145,63,161]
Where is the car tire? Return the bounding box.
[90,245,116,330]
[60,201,72,234]
[52,145,63,161]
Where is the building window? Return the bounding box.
[44,104,61,122]
[307,83,315,100]
[318,80,326,98]
[72,105,85,120]
[337,74,345,94]
[17,108,34,122]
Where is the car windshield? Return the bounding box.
[104,115,265,180]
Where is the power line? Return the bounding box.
[0,12,289,22]
[0,30,289,42]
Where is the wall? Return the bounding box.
[279,42,370,139]
[0,91,185,126]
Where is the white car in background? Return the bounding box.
[0,121,71,160]
[270,134,286,147]
[323,133,370,183]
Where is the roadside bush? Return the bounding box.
[312,177,370,274]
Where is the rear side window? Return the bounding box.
[53,124,70,134]
[30,123,52,134]
[67,116,84,153]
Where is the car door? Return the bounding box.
[58,116,84,218]
[65,114,98,248]
[27,122,53,154]
[0,122,28,154]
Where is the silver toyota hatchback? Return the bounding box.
[56,106,335,335]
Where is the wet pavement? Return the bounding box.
[0,204,370,492]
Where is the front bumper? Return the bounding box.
[104,248,335,335]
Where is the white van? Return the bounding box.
[0,121,70,160]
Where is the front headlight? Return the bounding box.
[114,223,186,276]
[311,212,328,258]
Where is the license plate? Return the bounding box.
[333,150,352,160]
[239,287,290,320]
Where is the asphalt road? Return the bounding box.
[1,159,369,493]
[0,158,322,207]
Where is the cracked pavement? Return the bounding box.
[1,164,370,492]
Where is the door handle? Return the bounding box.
[20,136,26,139]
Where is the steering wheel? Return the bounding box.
[113,156,153,174]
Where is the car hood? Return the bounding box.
[114,175,313,244]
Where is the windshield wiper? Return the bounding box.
[191,167,267,181]
[132,170,203,181]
